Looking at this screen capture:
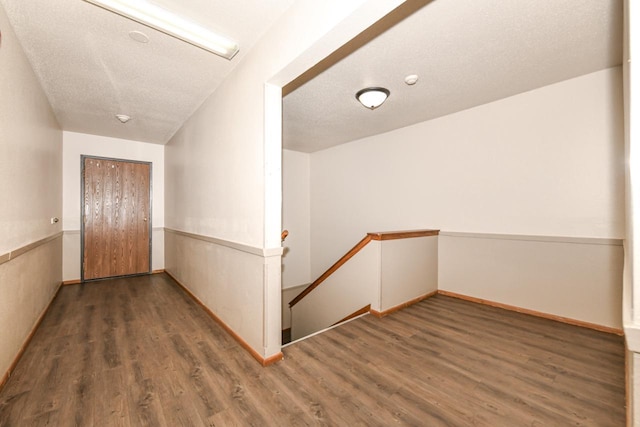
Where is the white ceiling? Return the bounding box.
[0,0,294,144]
[283,0,623,153]
[1,1,623,150]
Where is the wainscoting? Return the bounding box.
[164,228,283,363]
[0,233,62,386]
[290,232,438,341]
[438,231,623,331]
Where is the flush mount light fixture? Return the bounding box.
[355,87,390,110]
[83,0,239,60]
[115,114,131,123]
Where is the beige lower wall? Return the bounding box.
[439,232,623,329]
[291,243,379,340]
[282,284,307,330]
[380,236,438,311]
[164,229,282,358]
[291,236,440,340]
[0,234,62,380]
[62,231,80,281]
[63,228,165,281]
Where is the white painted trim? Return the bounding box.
[626,322,640,352]
[282,283,310,292]
[264,83,282,249]
[164,227,284,257]
[440,231,623,246]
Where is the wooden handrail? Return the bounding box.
[289,235,372,307]
[289,229,439,308]
[369,229,439,241]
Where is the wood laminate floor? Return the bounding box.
[0,274,625,426]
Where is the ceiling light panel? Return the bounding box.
[83,0,239,59]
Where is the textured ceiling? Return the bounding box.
[0,0,294,144]
[1,0,624,149]
[283,0,623,153]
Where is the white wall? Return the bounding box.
[62,131,164,280]
[0,12,62,254]
[282,149,311,289]
[0,1,62,381]
[165,0,404,247]
[310,67,624,277]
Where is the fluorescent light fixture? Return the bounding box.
[83,0,239,60]
[355,87,390,110]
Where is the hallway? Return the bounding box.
[0,274,625,426]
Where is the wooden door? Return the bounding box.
[82,157,151,281]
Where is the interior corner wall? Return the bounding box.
[309,67,625,278]
[0,2,63,382]
[61,131,165,281]
[282,149,311,289]
[163,0,405,359]
[307,67,624,329]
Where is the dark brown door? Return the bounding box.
[82,157,151,280]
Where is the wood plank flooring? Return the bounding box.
[0,274,625,426]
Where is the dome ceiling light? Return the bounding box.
[355,87,390,110]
